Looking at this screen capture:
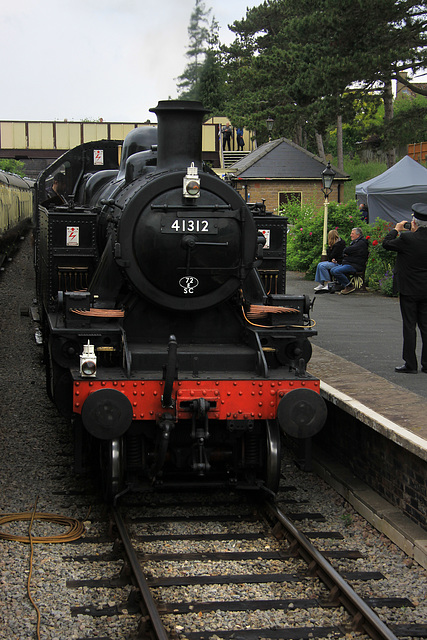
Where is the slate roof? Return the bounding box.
[229,138,349,180]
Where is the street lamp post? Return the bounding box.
[320,161,336,260]
[266,117,274,142]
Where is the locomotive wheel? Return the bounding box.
[263,420,281,493]
[100,438,124,503]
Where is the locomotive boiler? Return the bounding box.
[35,100,326,501]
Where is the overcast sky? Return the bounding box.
[0,0,260,123]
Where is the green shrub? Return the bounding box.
[281,200,397,295]
[364,218,396,296]
[279,196,307,225]
[282,199,368,277]
[0,158,25,177]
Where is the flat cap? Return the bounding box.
[412,202,427,221]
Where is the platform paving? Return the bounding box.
[286,270,427,449]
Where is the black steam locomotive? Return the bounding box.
[34,100,326,501]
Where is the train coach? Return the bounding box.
[34,100,327,502]
[0,170,33,267]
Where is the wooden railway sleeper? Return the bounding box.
[353,611,366,632]
[288,537,301,557]
[327,584,342,607]
[271,520,285,540]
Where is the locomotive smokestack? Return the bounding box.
[150,100,209,171]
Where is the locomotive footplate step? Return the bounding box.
[128,342,258,372]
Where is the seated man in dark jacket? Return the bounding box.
[330,227,369,295]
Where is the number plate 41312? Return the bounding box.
[161,219,218,234]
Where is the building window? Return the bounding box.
[278,191,302,210]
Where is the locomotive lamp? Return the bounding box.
[80,341,97,377]
[183,162,201,198]
[320,161,336,260]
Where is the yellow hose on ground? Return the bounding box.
[0,511,85,543]
[0,502,86,640]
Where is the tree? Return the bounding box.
[381,93,427,152]
[326,93,383,155]
[223,0,427,164]
[222,0,360,149]
[198,48,226,115]
[0,159,25,177]
[221,2,304,143]
[177,0,214,100]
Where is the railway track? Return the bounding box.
[64,488,426,640]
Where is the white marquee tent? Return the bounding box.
[355,155,427,224]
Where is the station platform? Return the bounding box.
[286,270,427,451]
[286,271,427,568]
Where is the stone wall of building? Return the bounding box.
[234,179,342,214]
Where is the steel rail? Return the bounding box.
[112,507,169,640]
[263,501,398,640]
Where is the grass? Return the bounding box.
[332,156,388,203]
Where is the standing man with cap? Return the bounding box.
[382,203,427,374]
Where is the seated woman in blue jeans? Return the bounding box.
[314,229,345,291]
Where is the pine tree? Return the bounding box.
[177,0,213,100]
[223,0,427,163]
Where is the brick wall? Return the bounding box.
[234,179,343,213]
[314,403,427,530]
